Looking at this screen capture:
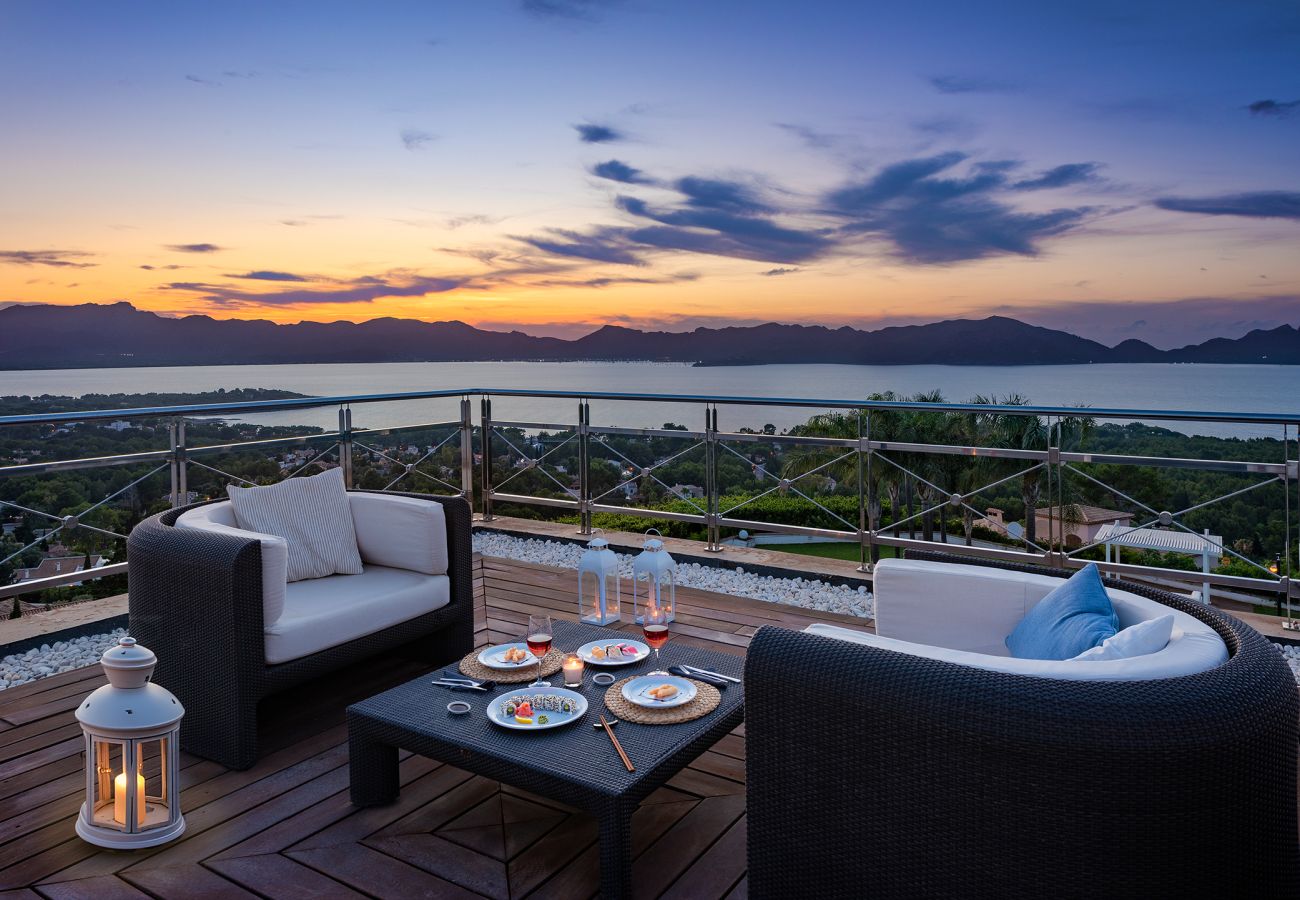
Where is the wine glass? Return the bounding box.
[526,614,553,687]
[642,603,670,674]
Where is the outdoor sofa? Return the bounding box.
[127,489,474,770]
[745,551,1299,897]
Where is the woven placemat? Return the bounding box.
[604,676,722,725]
[459,648,565,683]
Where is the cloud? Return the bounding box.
[401,129,437,150]
[0,249,96,268]
[166,243,223,253]
[224,270,310,282]
[1154,191,1300,219]
[674,177,773,215]
[445,214,500,229]
[139,264,183,271]
[514,227,645,265]
[574,123,623,143]
[1012,163,1102,190]
[184,74,220,87]
[1247,99,1300,117]
[533,272,698,289]
[591,159,652,184]
[762,267,799,276]
[164,272,465,308]
[774,123,838,150]
[928,74,1015,94]
[616,195,833,265]
[824,152,1095,263]
[523,0,616,20]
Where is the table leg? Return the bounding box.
[348,730,399,807]
[598,800,635,899]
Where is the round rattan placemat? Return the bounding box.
[604,676,722,725]
[459,648,565,683]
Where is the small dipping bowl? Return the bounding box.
[592,672,616,687]
[447,700,472,716]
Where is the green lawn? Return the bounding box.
[760,541,899,562]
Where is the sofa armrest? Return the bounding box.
[348,492,448,575]
[872,556,1039,654]
[175,514,288,624]
[127,507,270,690]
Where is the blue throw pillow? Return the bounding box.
[1005,564,1119,660]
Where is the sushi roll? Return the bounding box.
[607,644,624,660]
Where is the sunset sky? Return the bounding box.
[2,0,1297,348]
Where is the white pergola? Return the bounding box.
[1095,522,1224,604]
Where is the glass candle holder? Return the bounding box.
[562,653,584,688]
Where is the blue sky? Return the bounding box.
[1,0,1297,347]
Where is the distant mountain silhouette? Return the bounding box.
[1,302,1297,369]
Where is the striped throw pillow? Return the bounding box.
[227,468,364,582]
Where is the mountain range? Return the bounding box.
[1,302,1298,369]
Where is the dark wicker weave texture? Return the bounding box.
[347,618,745,899]
[127,490,475,771]
[745,550,1299,899]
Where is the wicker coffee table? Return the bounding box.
[347,619,745,899]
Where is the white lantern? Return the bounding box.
[578,536,621,625]
[75,637,185,848]
[633,531,677,624]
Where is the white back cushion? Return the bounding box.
[1073,615,1175,661]
[175,502,287,625]
[349,493,448,575]
[227,468,363,582]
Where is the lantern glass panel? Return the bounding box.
[579,570,620,624]
[136,737,173,831]
[89,737,134,832]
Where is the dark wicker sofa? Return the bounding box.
[745,551,1299,898]
[127,490,474,771]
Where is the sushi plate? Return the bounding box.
[488,688,588,730]
[621,675,697,709]
[576,639,650,666]
[477,642,537,670]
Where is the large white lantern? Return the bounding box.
[578,536,621,625]
[633,531,677,624]
[75,637,185,848]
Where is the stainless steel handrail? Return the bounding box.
[2,387,1296,611]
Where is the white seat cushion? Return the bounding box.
[227,468,364,582]
[176,502,288,625]
[265,565,450,664]
[349,492,448,575]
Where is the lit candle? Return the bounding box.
[113,771,146,827]
[562,653,584,687]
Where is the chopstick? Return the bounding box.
[600,715,634,772]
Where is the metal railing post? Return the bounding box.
[338,405,354,488]
[168,418,187,508]
[859,409,871,573]
[459,396,475,505]
[167,416,188,507]
[705,405,722,552]
[480,396,494,521]
[578,399,592,535]
[1046,416,1062,567]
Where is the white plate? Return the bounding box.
[576,639,650,667]
[477,642,537,670]
[621,675,697,709]
[488,688,588,731]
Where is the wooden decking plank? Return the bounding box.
[288,765,476,851]
[687,749,746,784]
[287,843,482,900]
[505,813,597,899]
[660,814,748,900]
[206,854,368,900]
[0,667,102,708]
[630,794,746,900]
[725,875,749,899]
[30,874,153,899]
[366,832,510,898]
[0,723,82,766]
[667,766,747,798]
[120,863,260,899]
[366,773,498,842]
[210,754,442,861]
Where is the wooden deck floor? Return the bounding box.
[0,555,873,899]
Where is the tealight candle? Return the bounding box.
[562,653,584,687]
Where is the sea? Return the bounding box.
[2,361,1298,440]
